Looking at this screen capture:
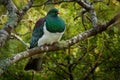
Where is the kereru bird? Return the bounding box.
[24,8,66,71]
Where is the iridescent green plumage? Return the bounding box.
[46,15,65,33]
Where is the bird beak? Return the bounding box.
[57,12,60,14]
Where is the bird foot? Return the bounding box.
[40,42,59,49]
[52,42,59,47]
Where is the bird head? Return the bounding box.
[47,8,59,17]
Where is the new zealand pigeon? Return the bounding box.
[24,8,66,71]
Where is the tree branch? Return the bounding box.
[71,46,96,71]
[77,0,98,27]
[0,0,33,48]
[10,33,30,48]
[83,51,103,80]
[48,68,67,79]
[32,0,74,7]
[0,11,120,75]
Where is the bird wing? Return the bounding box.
[30,17,46,48]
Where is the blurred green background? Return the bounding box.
[0,0,120,80]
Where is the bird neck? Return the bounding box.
[45,16,65,33]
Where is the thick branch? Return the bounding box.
[77,0,98,27]
[0,0,18,47]
[0,11,120,75]
[0,0,33,47]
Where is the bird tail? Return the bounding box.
[24,57,43,71]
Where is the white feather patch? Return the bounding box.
[38,22,64,46]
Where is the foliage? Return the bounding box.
[0,0,120,80]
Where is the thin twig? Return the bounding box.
[83,37,104,80]
[5,69,20,80]
[48,68,67,79]
[11,33,30,48]
[77,0,98,27]
[32,0,74,7]
[47,56,71,77]
[71,46,96,70]
[83,52,102,80]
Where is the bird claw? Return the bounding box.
[40,42,59,48]
[52,42,59,47]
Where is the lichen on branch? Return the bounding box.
[0,0,33,47]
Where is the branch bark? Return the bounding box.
[11,33,30,48]
[0,0,33,47]
[0,11,120,75]
[32,0,74,7]
[76,0,98,27]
